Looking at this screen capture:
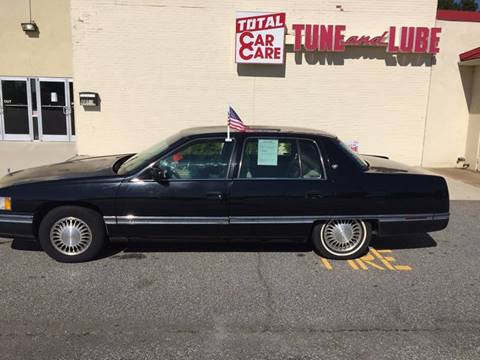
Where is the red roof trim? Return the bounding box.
[437,9,480,22]
[460,47,480,61]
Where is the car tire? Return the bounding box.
[38,206,106,263]
[311,219,371,260]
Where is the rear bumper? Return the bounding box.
[377,213,449,236]
[0,213,35,239]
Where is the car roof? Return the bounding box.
[179,125,337,138]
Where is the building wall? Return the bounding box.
[0,142,77,175]
[0,0,76,176]
[0,0,73,77]
[464,66,480,170]
[71,0,438,166]
[422,19,480,167]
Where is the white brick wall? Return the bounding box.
[422,19,480,167]
[71,0,438,165]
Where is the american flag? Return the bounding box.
[228,106,248,132]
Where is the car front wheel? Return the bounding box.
[312,219,371,259]
[38,206,106,262]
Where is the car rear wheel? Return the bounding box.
[38,206,106,262]
[312,219,371,259]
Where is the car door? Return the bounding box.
[114,137,235,239]
[228,136,335,240]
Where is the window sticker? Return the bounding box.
[257,139,279,166]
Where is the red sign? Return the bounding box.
[292,25,441,54]
[235,12,286,64]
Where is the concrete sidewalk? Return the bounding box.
[428,168,480,188]
[422,168,480,201]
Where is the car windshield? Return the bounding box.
[117,133,181,175]
[337,140,369,170]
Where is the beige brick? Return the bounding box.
[71,0,451,166]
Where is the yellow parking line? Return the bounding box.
[358,254,384,270]
[370,248,396,270]
[347,259,359,270]
[320,258,333,270]
[394,265,412,271]
[318,248,412,272]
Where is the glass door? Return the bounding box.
[0,78,32,141]
[68,81,75,140]
[38,78,71,141]
[0,77,74,142]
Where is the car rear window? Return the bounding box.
[239,138,325,179]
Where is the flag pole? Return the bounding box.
[226,105,232,142]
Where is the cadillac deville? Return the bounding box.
[0,126,449,262]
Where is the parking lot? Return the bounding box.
[1,174,480,359]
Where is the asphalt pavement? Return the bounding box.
[1,198,479,359]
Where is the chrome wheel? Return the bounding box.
[49,217,93,256]
[321,219,366,255]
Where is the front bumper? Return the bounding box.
[0,212,35,239]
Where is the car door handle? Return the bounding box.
[305,191,323,199]
[206,192,224,200]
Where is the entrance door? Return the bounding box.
[68,81,76,140]
[38,78,73,141]
[0,78,32,141]
[0,77,74,142]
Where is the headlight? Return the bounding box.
[0,197,11,211]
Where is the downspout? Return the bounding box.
[420,54,435,168]
[420,14,438,168]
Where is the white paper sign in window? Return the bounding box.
[257,139,278,166]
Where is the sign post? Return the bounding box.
[226,105,232,142]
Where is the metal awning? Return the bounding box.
[459,47,480,66]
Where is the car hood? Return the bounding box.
[0,154,128,188]
[361,155,421,174]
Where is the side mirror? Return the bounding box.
[150,166,169,181]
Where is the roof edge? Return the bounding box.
[437,9,480,23]
[460,47,480,62]
[179,125,337,138]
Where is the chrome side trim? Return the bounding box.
[103,216,116,225]
[115,216,229,225]
[231,213,450,224]
[104,213,449,225]
[0,213,34,224]
[378,212,450,223]
[433,213,450,221]
[230,216,320,224]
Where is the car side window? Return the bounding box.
[239,138,300,179]
[157,138,234,180]
[299,140,325,179]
